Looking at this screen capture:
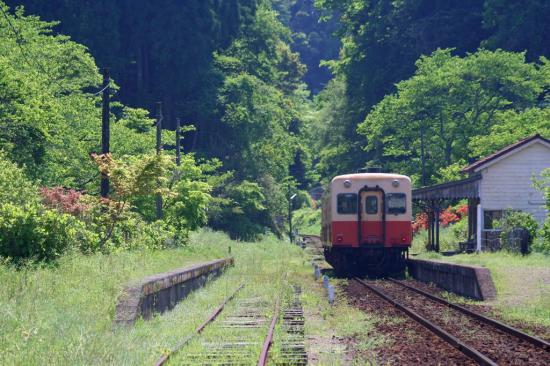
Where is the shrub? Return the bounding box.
[0,152,40,206]
[0,203,92,263]
[208,180,268,241]
[533,218,550,254]
[40,187,88,216]
[496,210,538,252]
[412,212,428,234]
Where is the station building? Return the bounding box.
[413,134,550,252]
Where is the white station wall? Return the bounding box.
[478,142,550,224]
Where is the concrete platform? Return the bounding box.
[114,258,233,326]
[407,258,496,301]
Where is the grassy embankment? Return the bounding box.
[416,251,550,330]
[0,229,380,365]
[293,207,321,236]
[412,223,549,329]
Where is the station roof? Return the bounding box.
[462,134,550,174]
[412,173,481,201]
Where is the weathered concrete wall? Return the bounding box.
[114,258,233,326]
[407,259,496,301]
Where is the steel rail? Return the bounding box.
[258,298,281,366]
[354,278,497,366]
[388,278,550,351]
[154,283,245,366]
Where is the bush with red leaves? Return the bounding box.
[40,187,89,216]
[412,212,429,234]
[439,208,460,227]
[456,204,468,217]
[413,204,469,233]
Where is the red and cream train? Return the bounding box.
[321,170,412,275]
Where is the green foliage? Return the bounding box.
[469,107,550,157]
[0,154,95,261]
[292,206,321,236]
[208,180,268,241]
[435,161,468,184]
[313,0,550,180]
[286,0,340,93]
[203,3,314,239]
[0,203,92,263]
[533,168,550,253]
[164,156,212,241]
[6,0,260,121]
[450,216,469,243]
[0,152,40,206]
[496,210,539,252]
[357,49,548,184]
[0,3,162,190]
[411,226,462,254]
[483,0,550,60]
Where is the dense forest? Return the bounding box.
[1,0,549,260]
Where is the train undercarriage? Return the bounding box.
[324,246,408,277]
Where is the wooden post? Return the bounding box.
[435,204,440,252]
[426,208,433,250]
[101,68,110,198]
[156,102,163,220]
[430,205,436,251]
[175,117,181,166]
[476,203,482,252]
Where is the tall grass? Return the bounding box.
[0,239,226,365]
[0,229,381,365]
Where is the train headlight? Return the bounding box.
[343,180,351,188]
[392,179,400,187]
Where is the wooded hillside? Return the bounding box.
[1,0,549,255]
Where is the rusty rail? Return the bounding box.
[388,278,550,351]
[258,298,281,366]
[354,278,497,366]
[154,283,245,366]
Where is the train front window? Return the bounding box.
[365,196,378,214]
[386,193,406,215]
[337,193,357,214]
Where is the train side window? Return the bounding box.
[386,193,406,214]
[337,193,357,214]
[365,196,378,214]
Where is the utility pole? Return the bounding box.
[175,117,181,166]
[101,68,110,198]
[156,102,163,219]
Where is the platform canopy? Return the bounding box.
[412,173,481,201]
[411,173,482,253]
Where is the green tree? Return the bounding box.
[357,49,548,184]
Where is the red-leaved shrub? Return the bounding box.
[412,212,428,234]
[439,208,460,227]
[456,204,468,217]
[413,204,469,233]
[40,187,89,216]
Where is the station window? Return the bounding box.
[365,196,378,214]
[386,193,406,214]
[337,193,357,214]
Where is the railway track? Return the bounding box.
[157,284,307,366]
[354,278,550,365]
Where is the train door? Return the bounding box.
[360,191,383,245]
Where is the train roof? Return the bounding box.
[331,173,411,183]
